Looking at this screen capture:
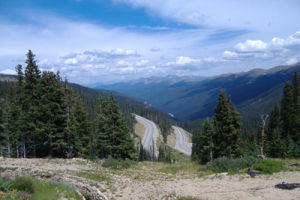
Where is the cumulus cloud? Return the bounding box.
[221,31,300,63]
[0,69,16,75]
[234,40,267,52]
[166,56,200,67]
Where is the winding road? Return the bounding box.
[172,126,192,156]
[134,114,159,159]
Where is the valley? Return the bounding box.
[97,63,300,128]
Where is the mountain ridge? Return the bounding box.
[96,63,300,128]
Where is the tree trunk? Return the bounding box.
[260,115,268,159]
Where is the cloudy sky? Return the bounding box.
[0,0,300,85]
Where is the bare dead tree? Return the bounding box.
[260,114,269,159]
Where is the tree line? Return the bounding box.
[192,71,300,163]
[0,50,135,159]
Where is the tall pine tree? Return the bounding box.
[95,95,135,159]
[213,91,242,158]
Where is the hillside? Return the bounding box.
[0,74,145,107]
[1,158,300,200]
[96,63,300,128]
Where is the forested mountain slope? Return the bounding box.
[97,63,300,128]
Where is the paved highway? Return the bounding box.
[134,114,159,159]
[172,126,192,156]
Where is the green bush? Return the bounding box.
[206,156,258,173]
[253,159,285,174]
[14,177,34,193]
[0,177,14,192]
[102,157,135,170]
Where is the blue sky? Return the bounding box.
[0,0,300,85]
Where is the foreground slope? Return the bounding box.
[1,158,300,200]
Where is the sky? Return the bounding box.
[0,0,300,85]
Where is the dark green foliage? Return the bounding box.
[281,83,294,139]
[192,119,214,164]
[38,71,67,157]
[238,129,258,156]
[213,91,242,158]
[0,177,14,192]
[95,95,135,159]
[191,130,201,161]
[138,141,150,161]
[0,51,145,161]
[253,159,285,174]
[13,177,34,193]
[265,104,285,158]
[102,157,135,169]
[292,72,300,143]
[69,98,90,158]
[262,71,300,158]
[158,143,171,163]
[206,156,258,173]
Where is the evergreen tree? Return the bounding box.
[69,98,90,158]
[191,130,202,161]
[265,103,285,157]
[213,91,242,158]
[292,72,300,143]
[0,105,5,157]
[10,64,26,158]
[95,95,135,159]
[38,71,67,157]
[23,50,41,157]
[281,83,294,141]
[200,119,214,163]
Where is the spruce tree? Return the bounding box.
[213,91,241,158]
[265,103,285,157]
[23,50,41,157]
[191,130,202,161]
[69,98,90,158]
[95,95,135,159]
[281,83,294,141]
[38,71,67,157]
[292,72,300,143]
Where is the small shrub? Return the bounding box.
[14,176,34,193]
[254,159,285,174]
[102,157,135,170]
[0,177,14,192]
[206,156,258,173]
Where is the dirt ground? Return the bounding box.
[1,157,300,200]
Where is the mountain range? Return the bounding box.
[95,63,300,128]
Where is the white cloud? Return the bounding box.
[222,50,238,59]
[115,0,300,35]
[0,69,16,75]
[136,59,149,66]
[234,40,267,52]
[166,56,200,66]
[220,31,300,64]
[286,58,298,65]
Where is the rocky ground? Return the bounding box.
[1,157,300,200]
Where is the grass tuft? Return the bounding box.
[253,159,285,174]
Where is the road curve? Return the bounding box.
[172,126,192,156]
[134,114,159,159]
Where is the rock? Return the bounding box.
[275,182,300,190]
[248,169,260,178]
